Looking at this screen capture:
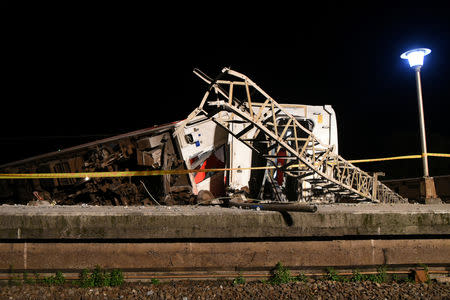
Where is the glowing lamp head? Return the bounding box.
[401,48,431,68]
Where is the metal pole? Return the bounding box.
[414,66,429,177]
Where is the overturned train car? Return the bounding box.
[0,104,338,206]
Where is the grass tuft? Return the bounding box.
[268,262,296,285]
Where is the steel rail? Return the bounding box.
[0,270,448,282]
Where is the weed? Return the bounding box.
[55,271,66,285]
[22,273,31,284]
[77,266,124,287]
[404,274,416,284]
[296,273,308,282]
[233,273,246,285]
[268,262,295,285]
[109,269,124,287]
[368,266,387,283]
[151,278,160,285]
[78,269,93,288]
[326,267,341,281]
[91,266,110,287]
[351,269,367,282]
[42,271,65,286]
[7,265,21,286]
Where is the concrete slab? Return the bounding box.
[0,203,449,240]
[1,239,449,271]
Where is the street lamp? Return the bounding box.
[400,48,431,177]
[400,48,440,203]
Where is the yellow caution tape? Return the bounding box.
[0,153,448,179]
[428,153,450,158]
[0,166,274,179]
[348,154,421,163]
[348,153,450,163]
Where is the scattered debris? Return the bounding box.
[228,200,317,213]
[0,68,405,206]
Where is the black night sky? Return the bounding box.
[3,3,450,179]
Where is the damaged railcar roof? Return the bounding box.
[0,120,182,169]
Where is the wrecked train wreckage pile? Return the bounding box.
[0,68,406,206]
[0,124,194,206]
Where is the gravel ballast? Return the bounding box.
[1,280,450,299]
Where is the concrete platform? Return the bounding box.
[0,203,449,273]
[0,203,449,240]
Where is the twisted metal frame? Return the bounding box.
[179,68,405,203]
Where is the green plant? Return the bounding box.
[55,271,66,285]
[22,272,35,284]
[41,277,52,285]
[405,275,416,283]
[326,267,341,281]
[268,262,295,285]
[233,273,246,285]
[41,271,66,286]
[109,269,124,287]
[295,273,308,282]
[351,269,367,282]
[368,266,387,283]
[77,267,124,287]
[8,265,21,286]
[78,269,94,288]
[151,278,160,285]
[91,266,110,287]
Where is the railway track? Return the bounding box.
[1,204,448,288]
[1,237,449,281]
[1,267,449,283]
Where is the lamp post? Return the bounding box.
[400,48,440,203]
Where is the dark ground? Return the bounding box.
[1,280,450,300]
